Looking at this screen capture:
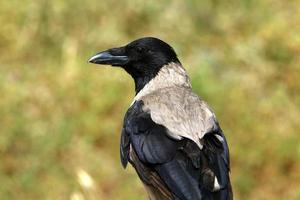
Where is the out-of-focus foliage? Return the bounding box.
[0,0,299,199]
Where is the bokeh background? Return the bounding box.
[1,0,300,199]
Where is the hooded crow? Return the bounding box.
[89,37,232,200]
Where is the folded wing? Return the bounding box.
[121,99,232,200]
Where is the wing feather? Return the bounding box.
[122,100,232,200]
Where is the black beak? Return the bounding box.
[88,47,129,66]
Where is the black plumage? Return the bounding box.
[89,37,233,200]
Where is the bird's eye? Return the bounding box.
[147,49,153,53]
[137,47,143,53]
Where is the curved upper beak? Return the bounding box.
[88,47,129,66]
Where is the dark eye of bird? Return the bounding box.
[137,47,143,53]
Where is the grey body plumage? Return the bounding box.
[136,62,219,149]
[89,37,232,200]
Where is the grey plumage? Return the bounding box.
[136,62,219,149]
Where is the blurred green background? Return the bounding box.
[1,0,300,199]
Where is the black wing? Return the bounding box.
[121,101,232,200]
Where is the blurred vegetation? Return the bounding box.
[0,0,300,199]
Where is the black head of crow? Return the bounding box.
[89,37,233,200]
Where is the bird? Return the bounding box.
[88,37,232,200]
